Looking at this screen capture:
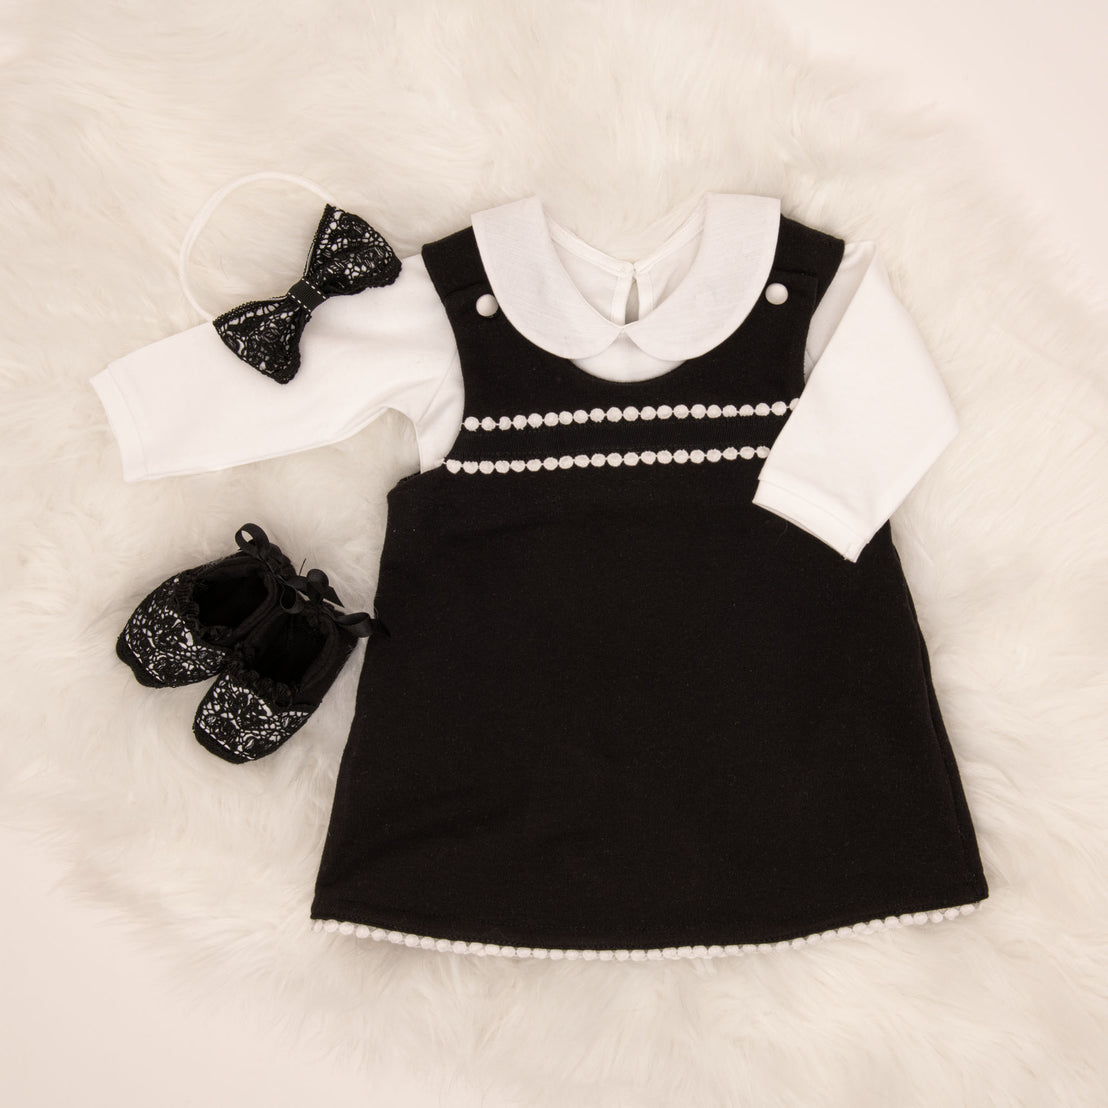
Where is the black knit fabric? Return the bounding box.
[309,214,988,951]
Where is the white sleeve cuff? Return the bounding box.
[90,366,149,482]
[752,475,868,561]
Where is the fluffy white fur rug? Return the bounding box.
[2,0,1105,1103]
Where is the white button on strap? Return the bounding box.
[476,293,499,316]
[765,282,788,305]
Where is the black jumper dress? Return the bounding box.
[309,215,990,958]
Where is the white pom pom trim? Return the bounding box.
[444,445,771,475]
[310,901,982,960]
[460,399,799,433]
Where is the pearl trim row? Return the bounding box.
[445,445,771,475]
[310,901,981,960]
[462,398,799,434]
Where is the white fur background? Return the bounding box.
[1,1,1106,1104]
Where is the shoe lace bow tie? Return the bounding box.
[237,524,385,638]
[283,567,387,639]
[212,205,401,384]
[235,522,297,578]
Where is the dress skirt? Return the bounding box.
[309,459,989,954]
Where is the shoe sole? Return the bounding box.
[192,721,250,764]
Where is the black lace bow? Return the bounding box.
[212,205,401,384]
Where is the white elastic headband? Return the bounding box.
[177,172,339,321]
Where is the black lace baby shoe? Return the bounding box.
[192,568,384,763]
[116,524,296,688]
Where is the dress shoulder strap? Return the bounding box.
[420,226,485,303]
[774,216,845,310]
[177,172,339,320]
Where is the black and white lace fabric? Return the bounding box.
[118,573,230,688]
[212,205,402,384]
[193,668,312,763]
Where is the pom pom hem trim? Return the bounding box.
[309,901,982,959]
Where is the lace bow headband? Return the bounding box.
[178,172,401,384]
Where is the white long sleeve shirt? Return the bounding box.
[90,193,957,562]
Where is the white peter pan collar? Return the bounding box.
[471,193,782,363]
